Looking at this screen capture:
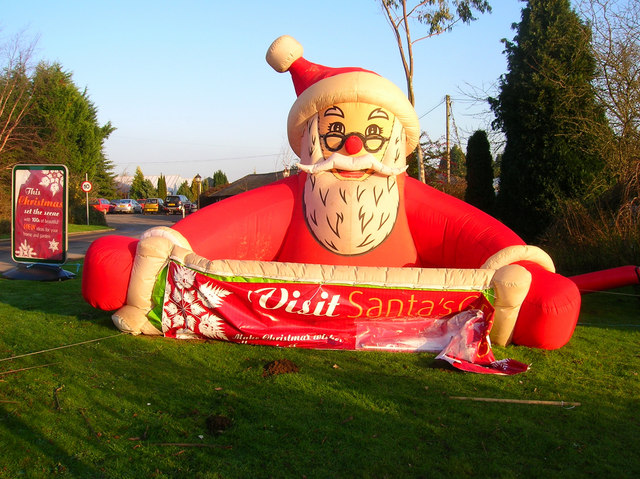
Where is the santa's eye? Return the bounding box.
[365,124,382,136]
[363,124,387,153]
[328,122,345,134]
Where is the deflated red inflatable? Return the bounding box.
[82,35,634,359]
[570,266,640,294]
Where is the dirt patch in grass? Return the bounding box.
[262,359,300,377]
[206,414,233,435]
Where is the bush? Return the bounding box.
[439,178,467,201]
[541,199,639,276]
[0,218,9,235]
[68,204,108,226]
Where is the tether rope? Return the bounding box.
[0,332,125,363]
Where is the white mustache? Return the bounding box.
[297,152,407,177]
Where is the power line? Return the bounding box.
[449,104,462,148]
[419,97,446,119]
[115,153,280,166]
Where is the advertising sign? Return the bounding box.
[11,165,69,264]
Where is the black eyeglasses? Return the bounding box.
[320,131,389,153]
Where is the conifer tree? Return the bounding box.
[129,167,147,199]
[489,0,609,241]
[464,130,495,215]
[449,145,466,179]
[437,145,466,179]
[157,174,167,199]
[176,181,192,199]
[212,170,228,187]
[19,63,115,203]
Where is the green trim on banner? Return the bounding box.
[483,288,496,306]
[147,265,168,331]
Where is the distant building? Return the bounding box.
[201,168,298,207]
[113,168,299,203]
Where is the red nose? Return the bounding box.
[344,135,363,155]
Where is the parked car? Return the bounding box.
[108,200,119,214]
[90,198,111,214]
[137,199,148,208]
[143,198,165,214]
[112,199,142,214]
[164,195,191,215]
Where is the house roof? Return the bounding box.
[204,168,298,200]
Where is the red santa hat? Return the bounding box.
[266,35,420,158]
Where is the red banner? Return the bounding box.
[12,165,68,264]
[160,261,528,375]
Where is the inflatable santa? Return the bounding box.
[82,35,581,351]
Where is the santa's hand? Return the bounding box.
[112,227,191,335]
[481,245,555,273]
[82,235,139,311]
[489,263,532,346]
[482,245,580,349]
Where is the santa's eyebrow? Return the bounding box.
[324,106,344,118]
[369,108,389,120]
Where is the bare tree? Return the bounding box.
[378,0,491,182]
[577,0,640,185]
[276,141,297,175]
[0,31,38,220]
[0,31,38,159]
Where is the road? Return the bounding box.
[0,213,182,274]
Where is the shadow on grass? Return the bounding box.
[1,277,639,476]
[2,325,639,477]
[0,403,105,477]
[0,268,113,327]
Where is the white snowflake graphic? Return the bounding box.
[199,283,231,308]
[198,313,228,340]
[15,240,37,258]
[162,264,231,340]
[39,170,64,196]
[173,264,196,290]
[48,238,60,252]
[163,287,198,332]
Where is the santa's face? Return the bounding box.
[297,102,408,256]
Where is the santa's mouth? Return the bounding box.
[297,153,407,177]
[331,169,373,181]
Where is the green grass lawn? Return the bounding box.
[1,224,112,240]
[67,224,113,234]
[0,265,638,478]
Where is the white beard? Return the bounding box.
[299,115,406,256]
[303,170,400,255]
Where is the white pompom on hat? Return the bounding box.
[266,35,420,158]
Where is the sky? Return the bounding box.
[2,0,527,182]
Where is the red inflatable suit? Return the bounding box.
[83,35,582,350]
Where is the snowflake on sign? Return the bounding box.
[162,264,231,340]
[15,239,37,258]
[39,170,64,196]
[48,238,60,253]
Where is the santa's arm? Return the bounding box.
[82,177,297,325]
[172,176,297,261]
[403,176,580,349]
[403,177,525,268]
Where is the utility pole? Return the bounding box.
[417,145,426,183]
[445,95,451,184]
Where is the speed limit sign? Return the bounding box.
[81,180,93,193]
